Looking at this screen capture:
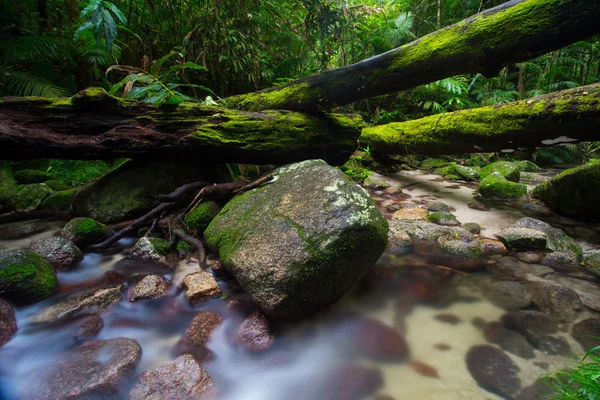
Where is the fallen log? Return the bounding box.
[0,88,362,165]
[225,0,600,112]
[360,84,600,156]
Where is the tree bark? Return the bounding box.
[0,88,362,166]
[225,0,600,113]
[360,83,600,156]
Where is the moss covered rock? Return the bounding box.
[427,211,459,226]
[11,183,52,211]
[0,249,58,304]
[512,217,582,257]
[532,160,600,219]
[27,237,83,271]
[128,237,170,264]
[478,172,527,201]
[204,159,388,320]
[452,163,480,181]
[61,217,110,247]
[72,160,229,224]
[184,201,222,235]
[581,250,600,279]
[13,169,53,184]
[44,180,70,191]
[481,161,521,182]
[496,228,547,251]
[420,158,451,170]
[40,189,76,212]
[0,162,17,211]
[515,160,541,172]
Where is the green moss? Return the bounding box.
[13,170,53,184]
[339,155,373,183]
[515,160,541,172]
[44,180,70,191]
[40,189,76,212]
[552,99,572,115]
[427,211,457,224]
[480,161,521,182]
[0,162,17,208]
[61,217,110,247]
[420,158,451,170]
[147,237,170,256]
[0,249,58,304]
[478,172,527,200]
[11,184,52,211]
[184,201,222,235]
[176,240,192,253]
[224,82,319,112]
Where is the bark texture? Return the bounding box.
[226,0,600,112]
[0,88,362,165]
[360,84,600,155]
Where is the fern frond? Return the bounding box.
[1,36,74,63]
[1,69,71,97]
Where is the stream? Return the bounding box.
[1,170,599,400]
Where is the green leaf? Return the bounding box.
[128,81,162,99]
[102,9,117,51]
[80,0,101,18]
[150,51,181,76]
[74,21,93,43]
[101,1,127,24]
[144,90,171,105]
[169,61,208,72]
[163,95,185,105]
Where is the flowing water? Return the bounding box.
[1,170,599,400]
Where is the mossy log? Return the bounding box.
[0,88,362,165]
[360,83,600,155]
[226,0,600,112]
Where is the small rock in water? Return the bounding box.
[535,335,571,356]
[463,222,481,234]
[471,317,487,330]
[515,379,552,400]
[128,237,170,265]
[496,228,547,251]
[434,313,462,325]
[426,201,449,212]
[409,360,439,378]
[516,252,541,264]
[75,314,104,339]
[60,217,110,248]
[0,299,17,347]
[501,310,558,343]
[467,201,488,211]
[32,284,122,323]
[129,274,170,301]
[434,343,451,351]
[527,281,582,322]
[129,354,215,400]
[323,364,383,400]
[30,338,141,400]
[466,345,521,398]
[484,322,535,359]
[350,317,409,360]
[571,318,600,351]
[393,207,428,221]
[182,271,221,304]
[27,237,83,271]
[177,311,223,360]
[521,202,552,217]
[483,281,531,311]
[235,310,274,352]
[478,238,507,256]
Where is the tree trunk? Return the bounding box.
[0,89,362,165]
[225,0,600,113]
[360,83,600,156]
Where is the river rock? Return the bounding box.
[527,281,582,322]
[581,250,600,278]
[204,160,388,320]
[0,219,61,240]
[349,316,409,360]
[540,251,580,272]
[323,365,383,400]
[536,335,571,356]
[40,189,76,212]
[427,211,459,226]
[177,311,223,360]
[129,354,214,400]
[72,160,228,224]
[128,237,170,265]
[0,249,58,304]
[515,379,550,400]
[75,314,104,339]
[481,161,521,182]
[532,160,600,219]
[11,183,52,211]
[182,271,221,304]
[393,208,427,221]
[478,238,507,256]
[184,201,222,235]
[466,345,521,398]
[452,163,480,181]
[516,252,541,263]
[496,228,547,251]
[391,220,473,242]
[463,222,481,234]
[478,172,527,201]
[483,281,531,311]
[61,217,110,248]
[32,285,122,323]
[30,338,141,400]
[501,310,559,343]
[27,237,83,271]
[426,201,449,212]
[512,217,582,257]
[571,318,600,351]
[484,322,535,359]
[235,310,274,352]
[438,239,482,261]
[129,275,169,301]
[0,299,17,347]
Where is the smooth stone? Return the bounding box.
[0,220,62,240]
[182,271,221,304]
[516,252,541,264]
[128,275,170,301]
[478,238,507,256]
[484,322,535,359]
[75,315,104,339]
[496,228,547,251]
[61,217,110,248]
[349,317,409,361]
[0,248,58,304]
[466,345,521,398]
[235,310,274,352]
[501,310,559,343]
[393,208,428,221]
[536,335,571,356]
[27,237,83,271]
[527,281,582,322]
[425,201,449,212]
[483,281,531,311]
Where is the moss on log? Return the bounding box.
[0,88,362,165]
[360,84,600,155]
[225,0,600,112]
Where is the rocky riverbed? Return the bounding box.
[0,165,599,400]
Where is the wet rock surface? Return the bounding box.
[527,281,582,322]
[27,236,83,271]
[182,271,221,304]
[501,310,559,343]
[0,220,62,240]
[235,310,274,352]
[75,314,104,339]
[0,298,17,346]
[128,237,170,265]
[496,228,547,250]
[60,217,110,248]
[571,318,600,351]
[483,281,531,311]
[0,248,58,304]
[129,354,214,400]
[128,274,169,301]
[30,338,141,400]
[349,316,409,360]
[177,311,223,360]
[466,345,521,398]
[484,322,535,359]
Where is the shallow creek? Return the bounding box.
[1,170,599,400]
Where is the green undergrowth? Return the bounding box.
[339,153,374,183]
[541,344,600,399]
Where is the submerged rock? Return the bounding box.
[182,271,221,304]
[0,299,17,347]
[177,311,223,360]
[480,161,521,182]
[349,316,409,361]
[496,228,547,251]
[32,285,122,323]
[478,172,527,201]
[581,250,600,278]
[204,160,388,320]
[532,160,600,219]
[184,201,222,235]
[75,314,104,339]
[27,237,83,271]
[72,160,228,224]
[129,275,169,301]
[501,310,558,343]
[571,318,600,351]
[466,345,521,398]
[483,281,531,311]
[30,338,141,400]
[129,354,214,400]
[484,322,535,359]
[536,335,571,356]
[61,217,110,248]
[0,249,58,304]
[128,237,170,265]
[235,310,274,352]
[323,364,383,400]
[11,183,52,211]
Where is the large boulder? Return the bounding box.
[0,249,58,304]
[72,160,228,224]
[29,338,141,400]
[481,161,521,182]
[532,160,600,219]
[27,237,83,271]
[527,282,582,322]
[204,160,388,320]
[478,172,527,201]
